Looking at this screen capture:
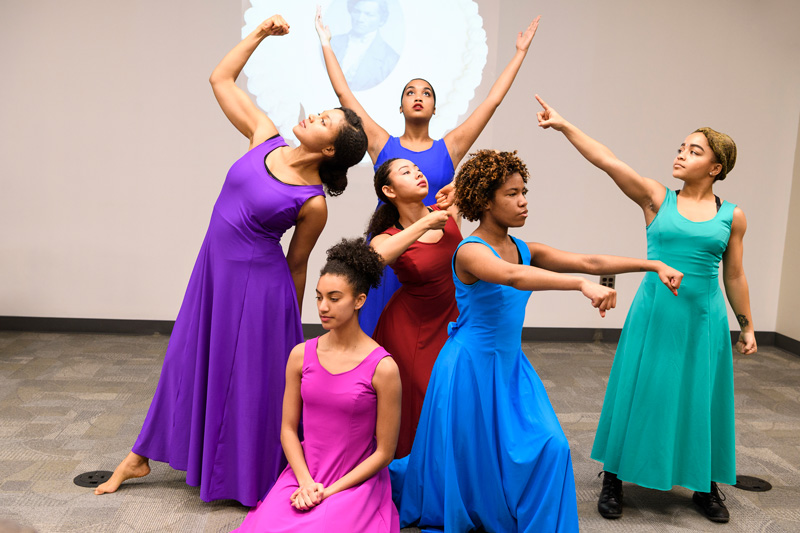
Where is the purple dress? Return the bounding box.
[234,337,400,532]
[132,135,324,506]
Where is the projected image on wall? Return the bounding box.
[330,0,402,91]
[242,0,488,157]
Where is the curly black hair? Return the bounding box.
[320,237,384,296]
[364,158,401,238]
[455,149,530,221]
[319,107,368,197]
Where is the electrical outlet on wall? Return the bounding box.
[600,275,616,289]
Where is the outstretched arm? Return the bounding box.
[209,16,288,148]
[443,17,541,166]
[722,207,757,354]
[535,94,666,224]
[318,357,401,501]
[286,196,328,315]
[529,242,683,295]
[455,241,617,317]
[370,210,450,264]
[315,7,389,162]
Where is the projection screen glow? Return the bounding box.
[242,0,488,163]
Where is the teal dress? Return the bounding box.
[592,189,737,492]
[390,236,579,533]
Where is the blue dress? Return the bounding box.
[389,236,579,533]
[359,137,455,336]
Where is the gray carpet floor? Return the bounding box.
[0,331,798,532]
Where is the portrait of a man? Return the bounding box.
[330,0,400,91]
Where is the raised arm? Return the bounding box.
[370,210,450,264]
[722,207,757,354]
[286,196,328,315]
[318,357,401,501]
[455,241,617,317]
[315,7,389,162]
[442,17,540,166]
[529,242,683,295]
[209,16,289,148]
[535,95,667,223]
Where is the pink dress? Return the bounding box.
[233,337,400,533]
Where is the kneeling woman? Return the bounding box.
[234,238,401,533]
[390,150,683,532]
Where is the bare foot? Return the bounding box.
[94,451,150,495]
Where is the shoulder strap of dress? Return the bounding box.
[362,347,392,386]
[718,199,737,222]
[258,134,287,153]
[452,236,501,277]
[303,337,321,371]
[432,138,455,169]
[510,235,532,265]
[455,236,500,257]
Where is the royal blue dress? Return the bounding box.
[389,236,579,532]
[359,137,455,336]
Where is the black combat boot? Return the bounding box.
[693,482,729,523]
[597,471,623,519]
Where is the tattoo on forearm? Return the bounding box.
[736,314,749,328]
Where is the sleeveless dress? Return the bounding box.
[389,236,579,533]
[233,338,400,533]
[591,189,737,492]
[372,209,461,457]
[132,136,323,506]
[359,137,455,336]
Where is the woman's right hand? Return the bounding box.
[315,6,331,45]
[580,279,617,317]
[423,210,450,231]
[535,94,568,131]
[290,481,324,511]
[655,261,683,296]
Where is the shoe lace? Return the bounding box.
[710,483,727,503]
[598,471,621,494]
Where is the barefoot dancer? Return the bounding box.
[537,95,756,524]
[95,16,367,505]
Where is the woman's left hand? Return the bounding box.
[314,6,332,45]
[656,262,683,296]
[735,331,757,355]
[516,16,541,52]
[435,182,455,209]
[290,482,324,511]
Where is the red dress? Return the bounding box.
[372,210,462,457]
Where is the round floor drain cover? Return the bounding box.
[73,470,114,488]
[734,475,772,492]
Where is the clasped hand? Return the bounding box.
[290,481,325,511]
